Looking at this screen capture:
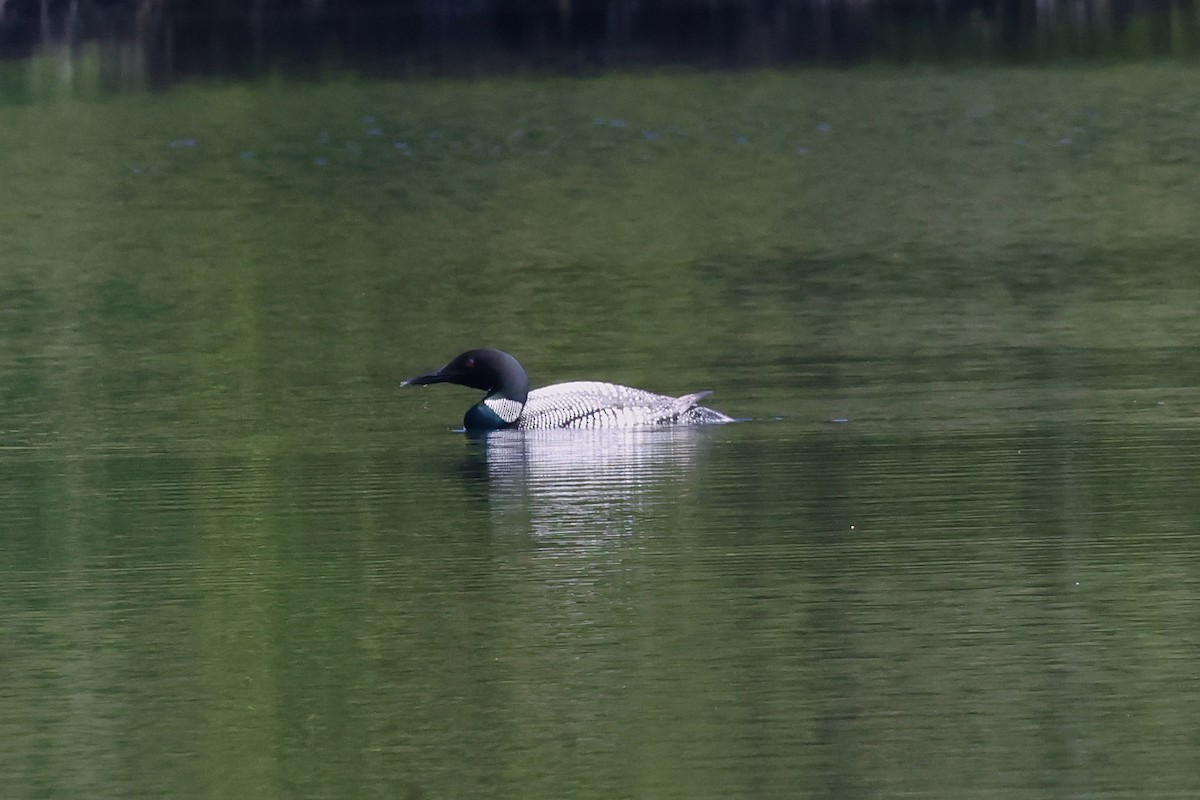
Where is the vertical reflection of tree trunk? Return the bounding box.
[558,0,571,40]
[64,0,80,44]
[252,0,266,69]
[137,0,170,83]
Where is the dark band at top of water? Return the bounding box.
[2,0,1200,84]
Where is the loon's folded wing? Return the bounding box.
[521,382,730,429]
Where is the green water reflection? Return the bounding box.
[2,65,1199,799]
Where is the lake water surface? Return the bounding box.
[3,63,1199,799]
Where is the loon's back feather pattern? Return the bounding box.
[514,381,733,430]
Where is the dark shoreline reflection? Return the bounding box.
[5,0,1200,86]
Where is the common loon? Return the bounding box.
[402,348,735,431]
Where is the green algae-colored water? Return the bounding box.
[3,61,1200,798]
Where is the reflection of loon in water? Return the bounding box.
[468,427,720,540]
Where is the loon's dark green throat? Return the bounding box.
[401,348,735,431]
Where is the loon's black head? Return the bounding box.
[401,348,530,402]
[402,350,532,430]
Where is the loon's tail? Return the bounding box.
[672,391,714,414]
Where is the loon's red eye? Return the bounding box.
[465,357,475,369]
